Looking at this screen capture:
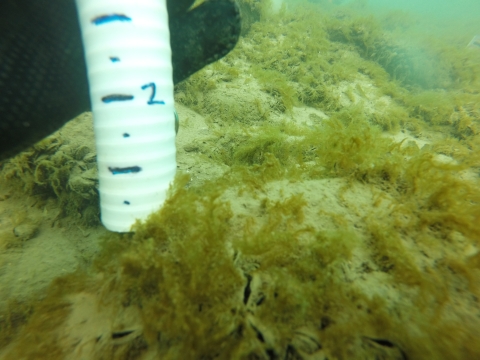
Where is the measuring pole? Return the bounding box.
[75,0,176,232]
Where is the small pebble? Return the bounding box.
[13,223,38,241]
[184,145,199,152]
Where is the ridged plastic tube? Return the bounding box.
[75,0,176,232]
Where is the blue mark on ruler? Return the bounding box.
[124,200,131,205]
[141,83,165,105]
[102,94,134,103]
[123,133,130,138]
[109,56,120,62]
[108,166,141,175]
[92,14,132,25]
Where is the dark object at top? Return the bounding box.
[0,0,241,161]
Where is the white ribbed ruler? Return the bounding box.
[75,0,176,232]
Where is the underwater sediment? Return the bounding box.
[1,1,480,359]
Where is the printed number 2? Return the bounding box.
[141,82,165,105]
